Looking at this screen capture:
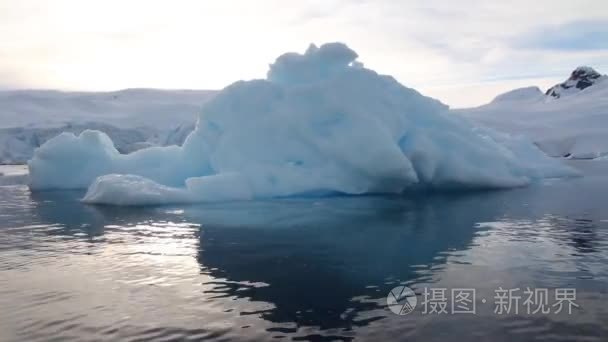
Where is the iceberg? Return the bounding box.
[29,43,577,205]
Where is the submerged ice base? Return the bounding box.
[29,43,578,205]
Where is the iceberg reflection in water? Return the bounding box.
[0,161,607,341]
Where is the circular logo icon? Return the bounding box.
[387,286,417,315]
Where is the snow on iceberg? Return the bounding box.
[28,43,577,205]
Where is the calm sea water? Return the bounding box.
[1,161,607,341]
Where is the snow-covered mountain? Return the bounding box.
[457,66,608,159]
[0,89,214,163]
[545,66,606,99]
[0,89,216,129]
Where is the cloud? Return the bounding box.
[0,0,607,107]
[515,20,608,51]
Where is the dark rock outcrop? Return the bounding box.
[546,66,605,98]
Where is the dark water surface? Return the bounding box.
[0,161,607,341]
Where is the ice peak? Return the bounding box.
[267,42,360,85]
[546,66,605,98]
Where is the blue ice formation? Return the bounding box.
[28,43,577,205]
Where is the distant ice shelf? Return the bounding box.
[0,89,212,164]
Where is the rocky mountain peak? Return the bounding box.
[546,66,605,98]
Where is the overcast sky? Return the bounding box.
[1,0,607,107]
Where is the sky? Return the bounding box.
[1,0,607,108]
